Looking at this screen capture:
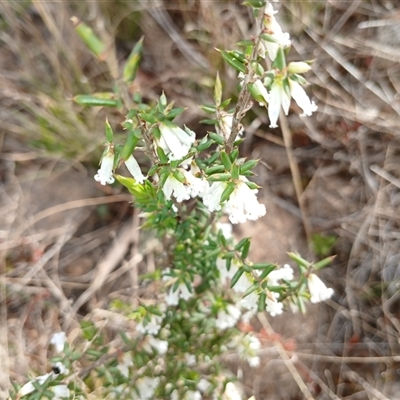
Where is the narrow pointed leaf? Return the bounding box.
[105,119,114,143]
[214,72,222,107]
[73,94,118,107]
[123,36,144,83]
[220,151,232,170]
[220,182,235,203]
[72,17,105,60]
[231,268,245,288]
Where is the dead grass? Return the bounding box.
[1,0,400,399]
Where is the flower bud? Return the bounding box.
[288,61,312,74]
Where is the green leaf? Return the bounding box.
[115,174,150,199]
[240,159,258,174]
[159,92,167,108]
[235,237,249,251]
[219,49,246,73]
[73,94,118,107]
[241,239,251,259]
[166,107,186,119]
[207,173,231,182]
[272,47,287,71]
[209,132,225,146]
[220,182,235,203]
[289,74,308,85]
[257,292,266,312]
[231,163,240,180]
[120,129,141,160]
[220,151,232,170]
[156,146,168,164]
[200,118,218,125]
[80,320,98,341]
[173,169,186,183]
[258,265,276,280]
[199,104,217,114]
[260,33,281,44]
[72,17,105,59]
[245,181,259,190]
[231,268,245,288]
[104,119,114,142]
[123,36,143,83]
[244,282,259,297]
[313,255,336,270]
[220,98,232,109]
[197,137,213,152]
[230,149,239,162]
[243,0,266,7]
[250,61,264,76]
[205,165,226,175]
[139,112,157,124]
[288,252,310,272]
[214,72,222,107]
[311,233,337,257]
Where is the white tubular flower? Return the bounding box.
[253,79,270,107]
[224,178,266,224]
[182,168,209,198]
[143,336,169,355]
[262,3,291,61]
[51,385,70,400]
[185,390,202,400]
[53,361,69,375]
[307,273,334,303]
[135,376,160,400]
[222,382,243,400]
[198,378,211,393]
[184,353,196,366]
[203,181,228,212]
[172,390,201,400]
[239,291,258,312]
[216,304,241,330]
[268,79,291,129]
[94,146,115,185]
[136,314,163,335]
[117,353,133,378]
[266,292,283,317]
[50,332,66,353]
[18,373,53,397]
[124,155,145,183]
[165,282,193,306]
[267,79,317,128]
[231,334,261,368]
[162,175,191,203]
[289,79,318,117]
[158,123,195,161]
[267,264,294,286]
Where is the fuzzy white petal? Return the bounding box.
[94,150,115,185]
[308,273,334,303]
[289,80,318,117]
[203,181,227,212]
[50,332,66,353]
[162,176,190,203]
[268,81,283,128]
[159,123,195,161]
[124,155,145,183]
[224,179,266,224]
